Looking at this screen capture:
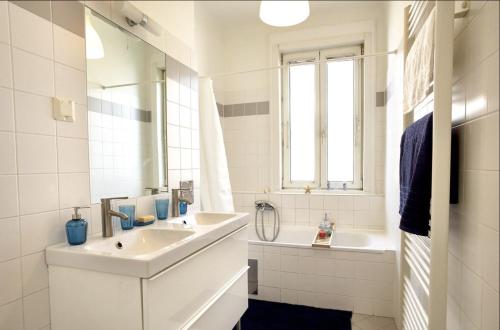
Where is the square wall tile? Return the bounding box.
[0,43,13,88]
[57,137,89,173]
[0,87,14,131]
[58,173,90,209]
[20,211,63,255]
[57,104,88,139]
[9,2,53,59]
[486,51,499,113]
[482,283,499,330]
[0,175,19,219]
[0,217,20,262]
[18,174,59,215]
[461,265,482,327]
[54,63,86,105]
[0,132,16,175]
[465,61,488,120]
[21,251,48,295]
[0,258,22,305]
[12,48,54,97]
[0,299,23,330]
[480,225,499,291]
[53,25,85,70]
[309,195,324,209]
[14,91,55,135]
[338,196,354,210]
[0,1,9,44]
[23,288,50,330]
[17,134,57,174]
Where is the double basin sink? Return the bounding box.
[46,212,248,278]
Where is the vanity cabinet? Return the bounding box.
[49,226,248,330]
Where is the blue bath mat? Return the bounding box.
[240,299,352,330]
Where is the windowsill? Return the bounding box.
[231,189,384,197]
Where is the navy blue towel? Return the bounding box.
[399,113,459,236]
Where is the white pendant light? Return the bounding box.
[85,15,104,60]
[259,1,310,27]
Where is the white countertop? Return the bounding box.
[46,212,249,278]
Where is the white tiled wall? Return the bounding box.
[0,2,201,329]
[234,192,385,230]
[220,103,387,198]
[447,2,499,329]
[0,3,88,329]
[249,243,396,317]
[166,56,201,211]
[88,98,153,203]
[217,53,387,230]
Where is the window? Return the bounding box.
[282,45,363,190]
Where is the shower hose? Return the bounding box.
[254,201,280,242]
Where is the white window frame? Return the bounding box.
[282,45,364,190]
[282,51,321,188]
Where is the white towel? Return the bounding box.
[404,8,435,111]
[199,78,235,212]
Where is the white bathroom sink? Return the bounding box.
[84,228,195,257]
[46,212,249,278]
[193,212,236,225]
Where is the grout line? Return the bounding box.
[5,3,25,327]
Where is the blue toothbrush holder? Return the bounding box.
[155,199,169,220]
[118,205,135,230]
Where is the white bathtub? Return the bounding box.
[248,225,393,252]
[247,225,396,317]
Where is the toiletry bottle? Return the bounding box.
[320,213,332,236]
[66,206,89,245]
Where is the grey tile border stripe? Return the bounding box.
[219,101,270,117]
[256,101,269,115]
[376,91,386,107]
[232,104,244,117]
[52,1,85,37]
[244,102,257,116]
[10,1,51,21]
[87,97,152,123]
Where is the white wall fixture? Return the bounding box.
[52,97,75,122]
[120,2,162,36]
[259,1,309,27]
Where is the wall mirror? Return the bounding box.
[85,8,168,203]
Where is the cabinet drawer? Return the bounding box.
[143,226,248,330]
[186,269,248,330]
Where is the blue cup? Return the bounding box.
[118,205,135,230]
[155,199,169,220]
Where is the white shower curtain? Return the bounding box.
[199,78,234,212]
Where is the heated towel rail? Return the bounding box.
[400,1,466,329]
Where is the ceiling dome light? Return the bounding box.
[85,15,104,60]
[259,1,310,27]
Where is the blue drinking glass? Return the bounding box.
[118,205,135,230]
[155,199,169,220]
[179,201,188,215]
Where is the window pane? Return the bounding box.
[327,60,355,182]
[289,63,316,182]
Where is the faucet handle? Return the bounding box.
[180,180,193,190]
[100,197,128,203]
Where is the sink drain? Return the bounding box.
[115,241,123,249]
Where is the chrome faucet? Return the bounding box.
[101,197,129,237]
[172,180,194,217]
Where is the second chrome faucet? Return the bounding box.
[101,197,129,237]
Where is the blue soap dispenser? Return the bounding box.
[66,206,89,245]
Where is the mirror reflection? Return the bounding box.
[85,8,168,203]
